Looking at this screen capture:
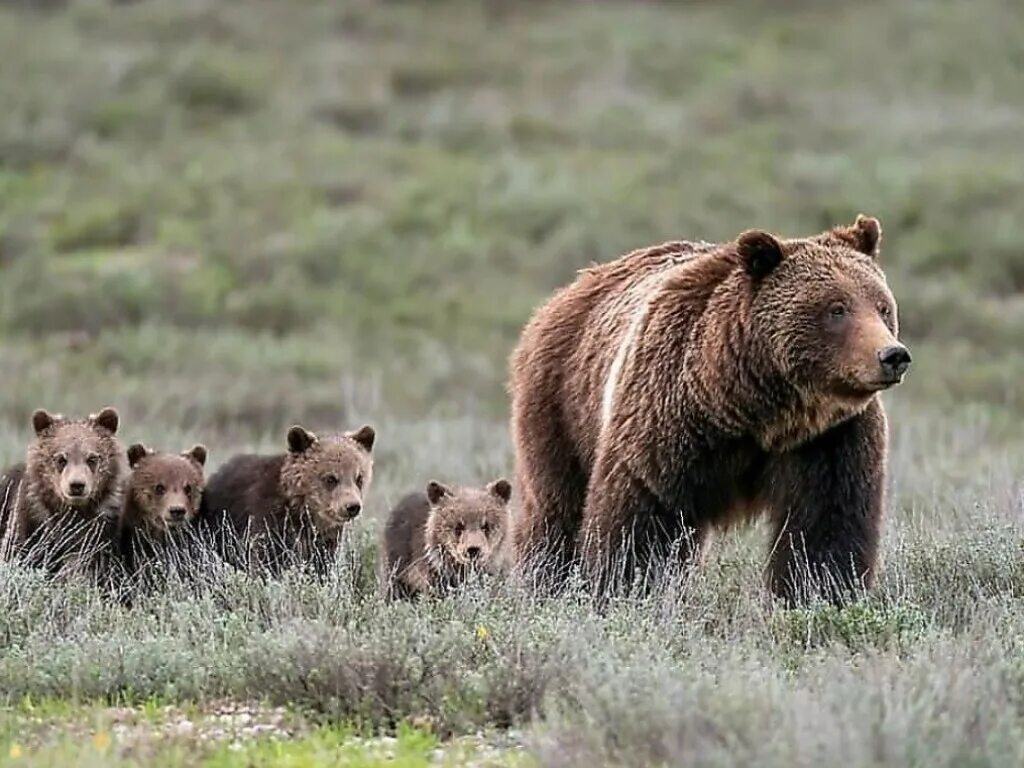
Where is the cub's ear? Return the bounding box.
[487,478,512,505]
[32,409,60,436]
[287,425,318,454]
[349,425,376,453]
[185,444,208,467]
[127,443,150,468]
[90,407,120,435]
[737,230,785,280]
[833,214,882,259]
[426,480,452,506]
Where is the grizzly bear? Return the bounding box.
[200,424,375,574]
[509,215,911,603]
[382,478,512,599]
[119,443,208,577]
[0,408,125,578]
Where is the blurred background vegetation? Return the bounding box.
[0,0,1022,436]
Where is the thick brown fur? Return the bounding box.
[382,478,512,599]
[0,408,125,578]
[509,215,909,603]
[119,443,208,575]
[200,424,375,574]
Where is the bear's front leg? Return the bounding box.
[578,454,681,595]
[766,398,888,605]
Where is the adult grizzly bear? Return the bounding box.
[509,216,910,603]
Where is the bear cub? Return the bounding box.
[382,478,512,599]
[119,443,208,575]
[201,423,375,573]
[0,407,125,575]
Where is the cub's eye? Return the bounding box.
[323,474,339,489]
[355,473,364,490]
[183,484,193,497]
[828,303,848,319]
[454,523,465,536]
[54,455,68,470]
[878,302,891,318]
[481,522,491,535]
[86,454,100,470]
[154,484,166,497]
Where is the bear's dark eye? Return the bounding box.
[828,303,848,319]
[481,522,491,535]
[878,302,891,318]
[54,455,68,470]
[154,484,166,497]
[323,474,339,489]
[86,454,100,470]
[184,484,193,497]
[355,473,364,490]
[454,522,465,536]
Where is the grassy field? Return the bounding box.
[1,0,1023,765]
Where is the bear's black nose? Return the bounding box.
[878,345,911,378]
[466,546,482,560]
[168,507,187,520]
[68,481,86,497]
[344,502,362,518]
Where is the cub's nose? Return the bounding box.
[68,481,86,497]
[878,345,911,378]
[343,502,362,519]
[466,546,482,560]
[168,507,187,521]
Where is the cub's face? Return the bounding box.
[29,407,123,510]
[742,215,911,402]
[126,444,207,533]
[424,479,511,570]
[280,424,375,535]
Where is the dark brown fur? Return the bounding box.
[200,424,375,574]
[119,443,208,575]
[0,408,125,578]
[382,479,512,599]
[509,216,908,603]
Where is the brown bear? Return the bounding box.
[119,443,208,577]
[200,424,375,574]
[509,215,911,603]
[0,408,125,578]
[382,478,512,599]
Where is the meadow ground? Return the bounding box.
[1,0,1023,765]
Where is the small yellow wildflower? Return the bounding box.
[475,624,489,640]
[92,731,111,751]
[8,743,23,759]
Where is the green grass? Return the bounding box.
[1,0,1023,765]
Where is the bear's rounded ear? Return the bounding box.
[834,214,882,259]
[737,230,785,280]
[426,480,452,506]
[32,409,59,436]
[487,478,512,505]
[287,425,317,454]
[185,444,208,467]
[90,407,120,435]
[127,443,150,468]
[349,425,375,453]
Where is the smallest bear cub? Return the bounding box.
[119,443,208,573]
[383,478,512,599]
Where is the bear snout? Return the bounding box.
[878,344,911,381]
